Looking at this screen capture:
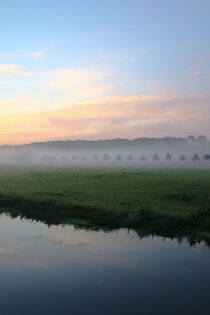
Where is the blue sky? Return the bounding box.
[0,0,210,144]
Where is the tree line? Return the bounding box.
[41,153,210,163]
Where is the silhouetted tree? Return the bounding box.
[192,153,199,161]
[197,135,207,145]
[93,155,100,160]
[188,135,196,145]
[17,149,34,163]
[115,153,122,161]
[82,156,87,161]
[180,154,186,161]
[140,155,147,161]
[61,155,67,161]
[42,155,56,163]
[127,155,133,161]
[165,153,172,161]
[203,154,210,160]
[152,153,160,161]
[72,155,77,160]
[103,154,111,160]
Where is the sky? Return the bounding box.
[0,0,210,145]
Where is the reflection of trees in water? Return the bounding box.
[4,210,210,248]
[134,230,210,247]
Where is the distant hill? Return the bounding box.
[1,135,210,150]
[1,136,208,151]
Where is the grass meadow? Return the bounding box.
[0,166,210,237]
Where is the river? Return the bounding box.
[0,214,209,315]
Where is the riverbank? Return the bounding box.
[0,193,210,245]
[0,167,209,241]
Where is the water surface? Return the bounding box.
[0,214,209,315]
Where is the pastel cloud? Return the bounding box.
[0,64,32,80]
[186,54,210,79]
[64,85,113,102]
[0,50,45,60]
[46,93,210,138]
[23,50,45,58]
[33,67,113,109]
[42,67,110,88]
[0,247,16,254]
[0,65,112,112]
[0,92,209,145]
[0,60,209,145]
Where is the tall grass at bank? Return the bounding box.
[0,167,209,234]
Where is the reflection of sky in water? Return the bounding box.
[0,214,209,315]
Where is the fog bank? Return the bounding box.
[0,136,210,168]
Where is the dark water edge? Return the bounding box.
[0,213,209,315]
[1,208,210,249]
[0,212,210,315]
[0,193,210,246]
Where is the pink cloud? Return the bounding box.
[0,92,209,145]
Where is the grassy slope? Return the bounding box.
[0,167,210,211]
[0,166,210,235]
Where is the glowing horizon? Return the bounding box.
[0,0,210,145]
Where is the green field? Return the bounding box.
[0,166,210,237]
